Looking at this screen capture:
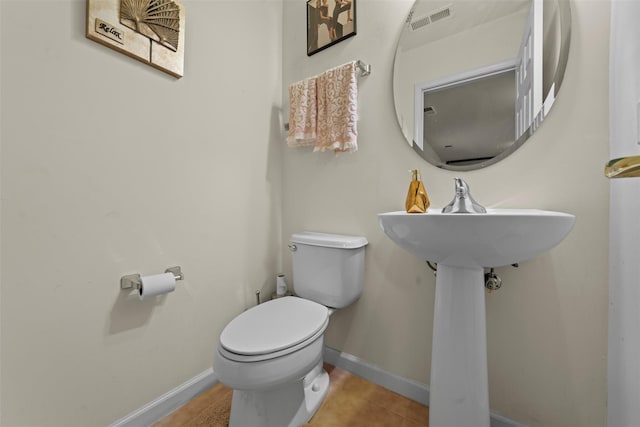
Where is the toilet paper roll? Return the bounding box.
[139,272,176,300]
[276,274,288,297]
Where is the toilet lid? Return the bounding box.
[220,296,329,356]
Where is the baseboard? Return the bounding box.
[323,346,430,405]
[323,346,528,427]
[110,348,527,427]
[108,368,218,427]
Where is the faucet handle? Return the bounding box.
[454,177,469,195]
[443,177,487,213]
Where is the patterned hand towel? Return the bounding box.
[287,76,318,147]
[315,61,358,153]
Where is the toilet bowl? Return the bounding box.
[214,297,331,427]
[213,231,367,427]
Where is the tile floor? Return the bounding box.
[153,364,429,426]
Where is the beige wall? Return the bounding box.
[0,0,283,425]
[0,0,610,426]
[282,0,609,425]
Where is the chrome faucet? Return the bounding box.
[442,178,487,214]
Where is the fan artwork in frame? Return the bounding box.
[86,0,185,78]
[307,0,356,56]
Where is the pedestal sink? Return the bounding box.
[377,209,575,427]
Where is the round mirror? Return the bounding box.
[393,0,571,170]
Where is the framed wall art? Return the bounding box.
[86,0,185,78]
[307,0,356,56]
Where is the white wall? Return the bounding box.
[608,0,640,425]
[0,1,283,425]
[282,0,609,425]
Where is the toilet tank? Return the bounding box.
[290,232,368,309]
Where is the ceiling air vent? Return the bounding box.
[430,5,452,23]
[410,14,430,31]
[410,5,453,31]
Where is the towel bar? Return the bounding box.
[355,60,371,76]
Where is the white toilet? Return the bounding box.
[213,231,368,427]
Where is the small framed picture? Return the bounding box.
[307,0,356,56]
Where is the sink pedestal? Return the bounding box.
[377,209,576,427]
[430,265,490,427]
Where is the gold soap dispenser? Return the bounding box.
[405,169,430,213]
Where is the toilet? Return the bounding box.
[213,231,368,427]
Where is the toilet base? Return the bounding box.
[228,361,330,427]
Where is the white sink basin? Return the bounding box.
[377,208,575,268]
[377,208,575,426]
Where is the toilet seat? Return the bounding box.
[219,296,329,362]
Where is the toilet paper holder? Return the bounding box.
[120,266,184,290]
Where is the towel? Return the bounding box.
[315,61,358,153]
[287,77,318,147]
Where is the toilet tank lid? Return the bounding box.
[291,232,368,249]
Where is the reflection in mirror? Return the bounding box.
[393,0,570,170]
[419,65,516,166]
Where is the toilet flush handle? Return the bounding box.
[288,243,297,251]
